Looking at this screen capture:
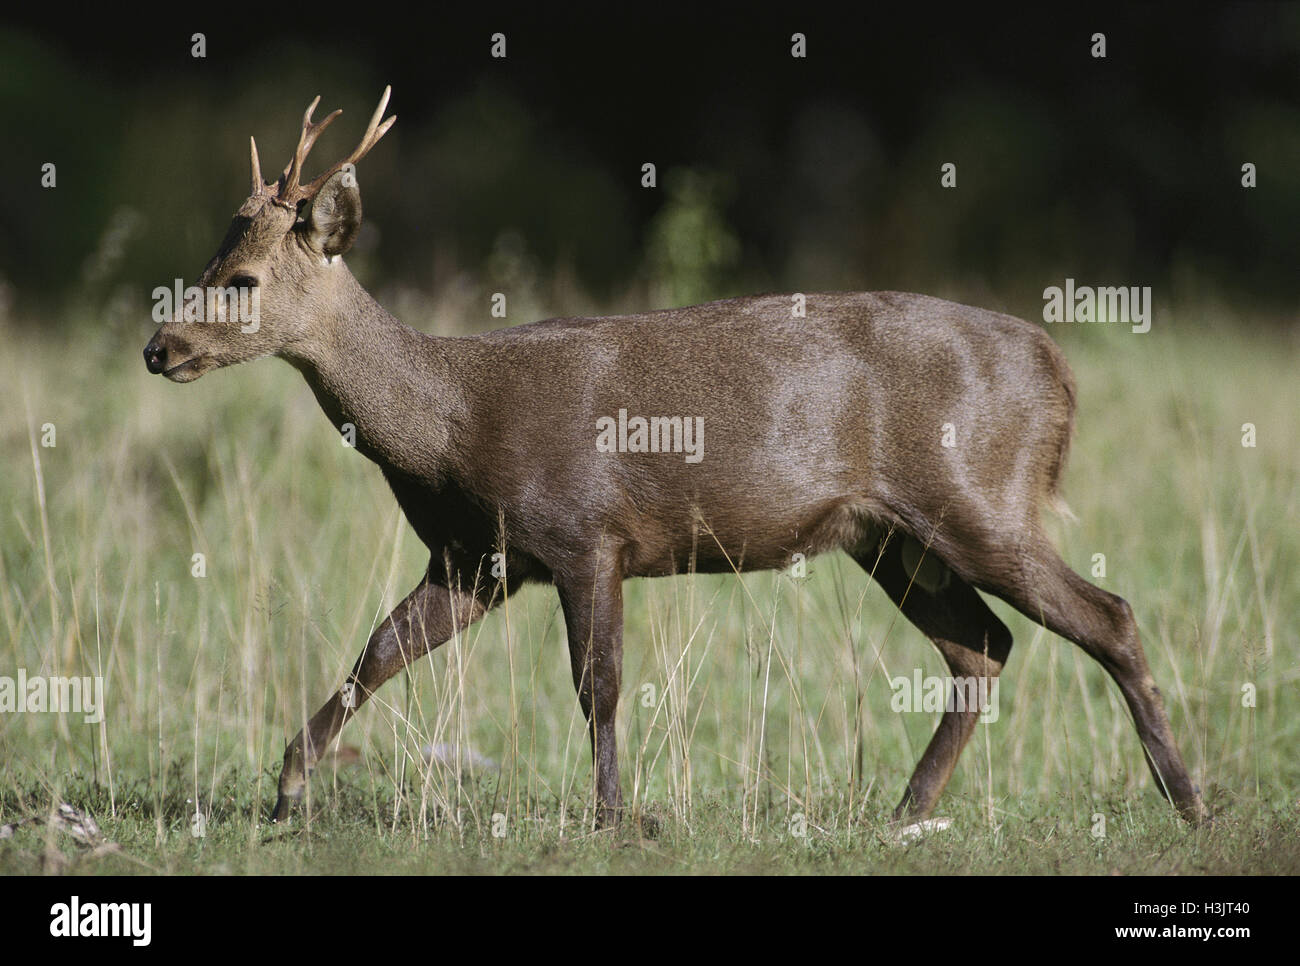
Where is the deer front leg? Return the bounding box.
[272,568,491,822]
[556,555,626,830]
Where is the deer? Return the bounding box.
[143,87,1208,831]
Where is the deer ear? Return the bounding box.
[303,171,362,256]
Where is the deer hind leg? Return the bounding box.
[978,537,1207,824]
[854,533,1013,823]
[272,567,493,822]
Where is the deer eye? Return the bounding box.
[228,274,259,289]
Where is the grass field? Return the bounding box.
[1,295,1297,874]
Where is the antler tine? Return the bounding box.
[269,88,395,209]
[300,86,396,199]
[276,95,343,205]
[249,136,264,196]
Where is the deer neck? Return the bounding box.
[286,269,461,484]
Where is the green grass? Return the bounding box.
[1,300,1297,874]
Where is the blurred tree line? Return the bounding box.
[1,4,1297,333]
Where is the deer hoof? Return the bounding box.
[270,794,296,824]
[888,817,954,845]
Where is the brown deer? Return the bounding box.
[143,87,1207,830]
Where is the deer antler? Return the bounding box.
[249,136,264,197]
[250,87,395,209]
[276,95,343,204]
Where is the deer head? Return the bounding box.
[143,87,396,382]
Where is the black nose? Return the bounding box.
[143,340,167,374]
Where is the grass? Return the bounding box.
[1,296,1297,874]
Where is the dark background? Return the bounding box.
[2,4,1297,329]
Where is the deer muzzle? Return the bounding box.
[143,337,168,374]
[143,328,210,382]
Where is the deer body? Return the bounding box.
[144,89,1207,829]
[309,287,1069,578]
